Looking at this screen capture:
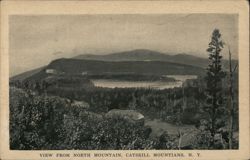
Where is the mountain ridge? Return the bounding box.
[23,58,205,82]
[11,49,237,81]
[74,49,236,69]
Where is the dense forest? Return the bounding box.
[9,29,239,150]
[9,71,239,150]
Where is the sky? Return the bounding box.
[10,14,238,76]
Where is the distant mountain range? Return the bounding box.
[74,49,236,69]
[11,49,237,81]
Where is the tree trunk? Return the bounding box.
[178,130,183,150]
[228,47,235,149]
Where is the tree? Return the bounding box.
[204,29,226,147]
[227,46,238,149]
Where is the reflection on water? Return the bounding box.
[91,75,197,90]
[165,75,197,81]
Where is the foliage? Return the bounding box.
[11,78,207,125]
[154,131,178,149]
[10,86,179,150]
[10,87,69,149]
[91,117,149,149]
[202,29,227,147]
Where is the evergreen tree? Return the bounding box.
[205,29,226,147]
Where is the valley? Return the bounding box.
[9,49,239,150]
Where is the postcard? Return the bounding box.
[0,0,249,160]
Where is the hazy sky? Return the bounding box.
[10,14,238,76]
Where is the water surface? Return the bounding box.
[91,75,197,90]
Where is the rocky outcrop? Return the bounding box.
[106,109,144,125]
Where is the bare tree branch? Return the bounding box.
[233,63,238,73]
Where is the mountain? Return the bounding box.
[12,49,237,82]
[10,67,45,82]
[74,49,236,69]
[74,49,171,61]
[25,58,205,82]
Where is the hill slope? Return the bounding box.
[12,49,237,81]
[26,58,205,81]
[10,67,45,82]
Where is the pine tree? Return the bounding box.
[205,29,226,147]
[227,46,238,149]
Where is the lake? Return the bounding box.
[91,75,197,90]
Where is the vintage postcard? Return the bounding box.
[0,0,249,160]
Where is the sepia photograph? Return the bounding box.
[9,13,239,150]
[0,1,249,160]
